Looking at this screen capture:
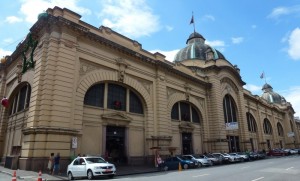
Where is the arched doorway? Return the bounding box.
[106,126,127,165]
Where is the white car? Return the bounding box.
[67,156,116,180]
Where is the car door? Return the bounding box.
[71,159,80,177]
[77,158,87,177]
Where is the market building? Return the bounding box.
[0,7,298,171]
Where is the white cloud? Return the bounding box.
[203,15,215,21]
[231,37,244,44]
[3,38,14,44]
[149,49,179,62]
[268,5,300,19]
[0,48,12,58]
[5,16,22,24]
[165,25,173,32]
[98,0,160,38]
[287,28,300,60]
[281,86,300,117]
[206,40,225,47]
[19,0,91,23]
[243,84,262,94]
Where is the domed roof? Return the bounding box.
[174,31,225,62]
[261,83,286,104]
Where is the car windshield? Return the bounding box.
[178,156,189,160]
[193,155,205,159]
[206,154,215,158]
[85,157,106,164]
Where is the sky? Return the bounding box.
[0,0,300,117]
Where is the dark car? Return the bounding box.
[267,149,287,156]
[161,156,199,171]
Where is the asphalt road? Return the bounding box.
[113,155,300,181]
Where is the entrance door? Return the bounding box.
[182,133,193,155]
[227,136,240,152]
[106,126,126,165]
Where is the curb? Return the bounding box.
[0,170,24,180]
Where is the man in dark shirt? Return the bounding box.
[52,153,61,175]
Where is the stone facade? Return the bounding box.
[0,7,298,171]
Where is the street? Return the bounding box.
[115,156,300,181]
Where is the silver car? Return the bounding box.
[67,156,116,180]
[182,154,213,167]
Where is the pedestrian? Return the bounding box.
[47,153,54,174]
[52,153,61,175]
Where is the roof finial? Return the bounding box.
[190,11,196,33]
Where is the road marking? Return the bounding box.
[251,177,264,181]
[241,166,250,169]
[192,174,210,177]
[286,167,293,170]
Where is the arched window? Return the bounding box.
[107,84,126,111]
[223,94,237,123]
[84,84,104,107]
[84,82,144,114]
[129,90,143,114]
[263,118,272,135]
[277,122,284,136]
[9,83,31,115]
[171,101,201,123]
[246,112,257,132]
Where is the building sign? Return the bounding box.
[287,132,295,137]
[225,122,238,130]
[71,137,77,149]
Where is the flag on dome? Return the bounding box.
[190,15,194,24]
[260,72,264,79]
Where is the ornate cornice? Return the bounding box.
[22,126,79,135]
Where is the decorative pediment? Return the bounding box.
[101,112,132,126]
[179,122,195,132]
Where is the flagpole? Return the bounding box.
[264,71,267,83]
[192,12,196,33]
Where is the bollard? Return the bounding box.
[11,170,17,181]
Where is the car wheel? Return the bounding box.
[87,170,94,180]
[163,165,168,171]
[198,162,202,168]
[183,164,188,169]
[68,172,74,180]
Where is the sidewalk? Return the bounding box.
[0,164,159,181]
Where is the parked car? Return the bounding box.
[256,151,266,159]
[211,153,232,163]
[229,153,245,162]
[222,153,239,163]
[267,149,287,156]
[161,156,199,171]
[205,154,223,165]
[182,154,213,167]
[249,152,259,160]
[236,152,249,161]
[67,156,116,180]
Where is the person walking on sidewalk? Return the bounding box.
[52,153,61,175]
[47,153,54,174]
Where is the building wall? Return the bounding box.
[0,6,298,171]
